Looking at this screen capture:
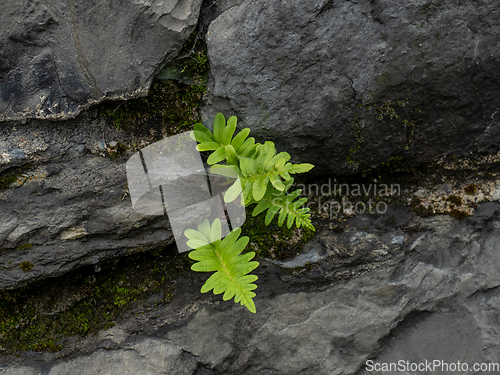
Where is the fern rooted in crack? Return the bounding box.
[186,113,316,312]
[191,113,316,231]
[185,218,259,313]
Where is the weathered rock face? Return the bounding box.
[203,0,500,174]
[0,113,173,289]
[3,202,500,374]
[0,0,202,121]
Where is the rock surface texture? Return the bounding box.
[0,0,202,121]
[0,113,172,289]
[203,0,500,174]
[2,202,500,374]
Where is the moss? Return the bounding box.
[349,117,365,155]
[97,80,205,135]
[107,142,127,161]
[446,195,462,206]
[375,100,405,121]
[464,183,477,195]
[241,210,315,260]
[377,156,406,175]
[0,246,193,354]
[19,262,34,272]
[411,197,436,217]
[412,196,468,220]
[96,30,208,135]
[157,31,208,86]
[16,243,33,251]
[348,99,421,168]
[0,174,17,190]
[449,208,469,220]
[0,163,34,190]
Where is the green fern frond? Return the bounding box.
[186,113,315,312]
[191,113,315,231]
[251,178,315,231]
[237,141,313,202]
[185,218,259,313]
[191,114,257,162]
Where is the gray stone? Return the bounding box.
[3,202,500,375]
[0,0,202,121]
[45,338,198,375]
[202,0,500,174]
[0,113,173,289]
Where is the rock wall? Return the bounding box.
[2,0,499,288]
[202,0,500,174]
[2,2,500,371]
[0,0,202,121]
[3,202,500,374]
[0,112,173,289]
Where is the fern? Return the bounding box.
[191,113,315,229]
[186,113,315,312]
[185,218,259,313]
[252,178,315,231]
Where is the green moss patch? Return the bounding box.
[446,195,463,206]
[16,243,33,251]
[0,163,34,190]
[96,30,208,136]
[97,80,206,135]
[0,246,193,354]
[241,210,315,260]
[464,183,478,195]
[348,99,422,172]
[449,208,470,220]
[19,262,34,272]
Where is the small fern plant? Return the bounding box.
[185,113,315,313]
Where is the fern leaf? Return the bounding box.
[251,178,315,231]
[207,147,226,165]
[224,179,243,202]
[236,141,312,203]
[185,219,259,313]
[194,123,215,140]
[197,141,219,152]
[213,113,225,144]
[288,163,315,174]
[231,128,250,150]
[236,138,255,158]
[191,114,256,164]
[222,116,237,145]
[187,113,317,312]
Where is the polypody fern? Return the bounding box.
[186,113,315,313]
[185,218,258,313]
